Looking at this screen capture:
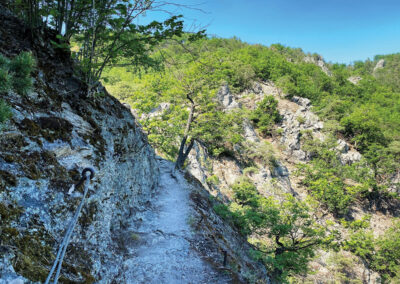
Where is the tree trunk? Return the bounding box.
[175,95,195,169]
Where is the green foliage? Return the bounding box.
[342,216,375,259]
[250,95,281,135]
[296,115,305,124]
[213,177,334,282]
[298,135,372,215]
[0,99,12,126]
[243,166,259,175]
[9,0,204,87]
[0,52,35,96]
[373,53,400,92]
[99,35,400,281]
[206,175,220,186]
[231,177,259,207]
[340,106,386,151]
[0,67,12,94]
[240,141,277,168]
[372,221,400,281]
[0,54,12,94]
[50,35,70,50]
[106,36,398,185]
[306,172,359,215]
[340,217,400,282]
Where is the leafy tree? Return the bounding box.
[215,177,335,282]
[6,0,204,91]
[340,106,386,152]
[342,216,375,260]
[342,217,400,283]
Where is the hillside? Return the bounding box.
[103,37,400,283]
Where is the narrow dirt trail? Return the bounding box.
[118,159,231,283]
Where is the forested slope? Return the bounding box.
[103,38,400,283]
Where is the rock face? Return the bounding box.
[373,59,385,72]
[304,55,332,76]
[142,102,171,119]
[348,75,362,85]
[217,84,240,110]
[243,119,260,142]
[0,11,160,283]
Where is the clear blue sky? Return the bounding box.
[144,0,400,64]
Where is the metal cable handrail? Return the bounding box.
[45,167,95,284]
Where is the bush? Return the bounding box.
[296,115,306,124]
[372,221,400,281]
[307,173,354,215]
[231,177,259,205]
[243,166,259,175]
[0,67,12,94]
[0,54,10,68]
[242,141,277,168]
[9,52,35,95]
[8,52,36,77]
[250,95,281,135]
[0,99,12,126]
[0,52,35,96]
[206,175,220,186]
[341,218,400,282]
[340,107,386,152]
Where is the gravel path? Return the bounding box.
[118,159,230,283]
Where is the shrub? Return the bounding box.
[296,115,306,124]
[9,52,35,95]
[0,52,35,96]
[8,52,36,77]
[275,128,284,136]
[303,169,362,216]
[0,67,12,94]
[206,175,220,186]
[231,177,259,205]
[0,99,12,126]
[250,95,281,135]
[0,54,10,68]
[243,141,277,168]
[372,221,400,281]
[243,166,259,175]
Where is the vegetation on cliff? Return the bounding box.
[103,37,400,282]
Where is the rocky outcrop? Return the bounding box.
[242,119,259,142]
[348,75,362,85]
[188,80,363,201]
[373,59,385,72]
[217,84,240,110]
[185,79,382,283]
[304,55,332,76]
[142,102,171,119]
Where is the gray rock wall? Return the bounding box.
[0,12,159,282]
